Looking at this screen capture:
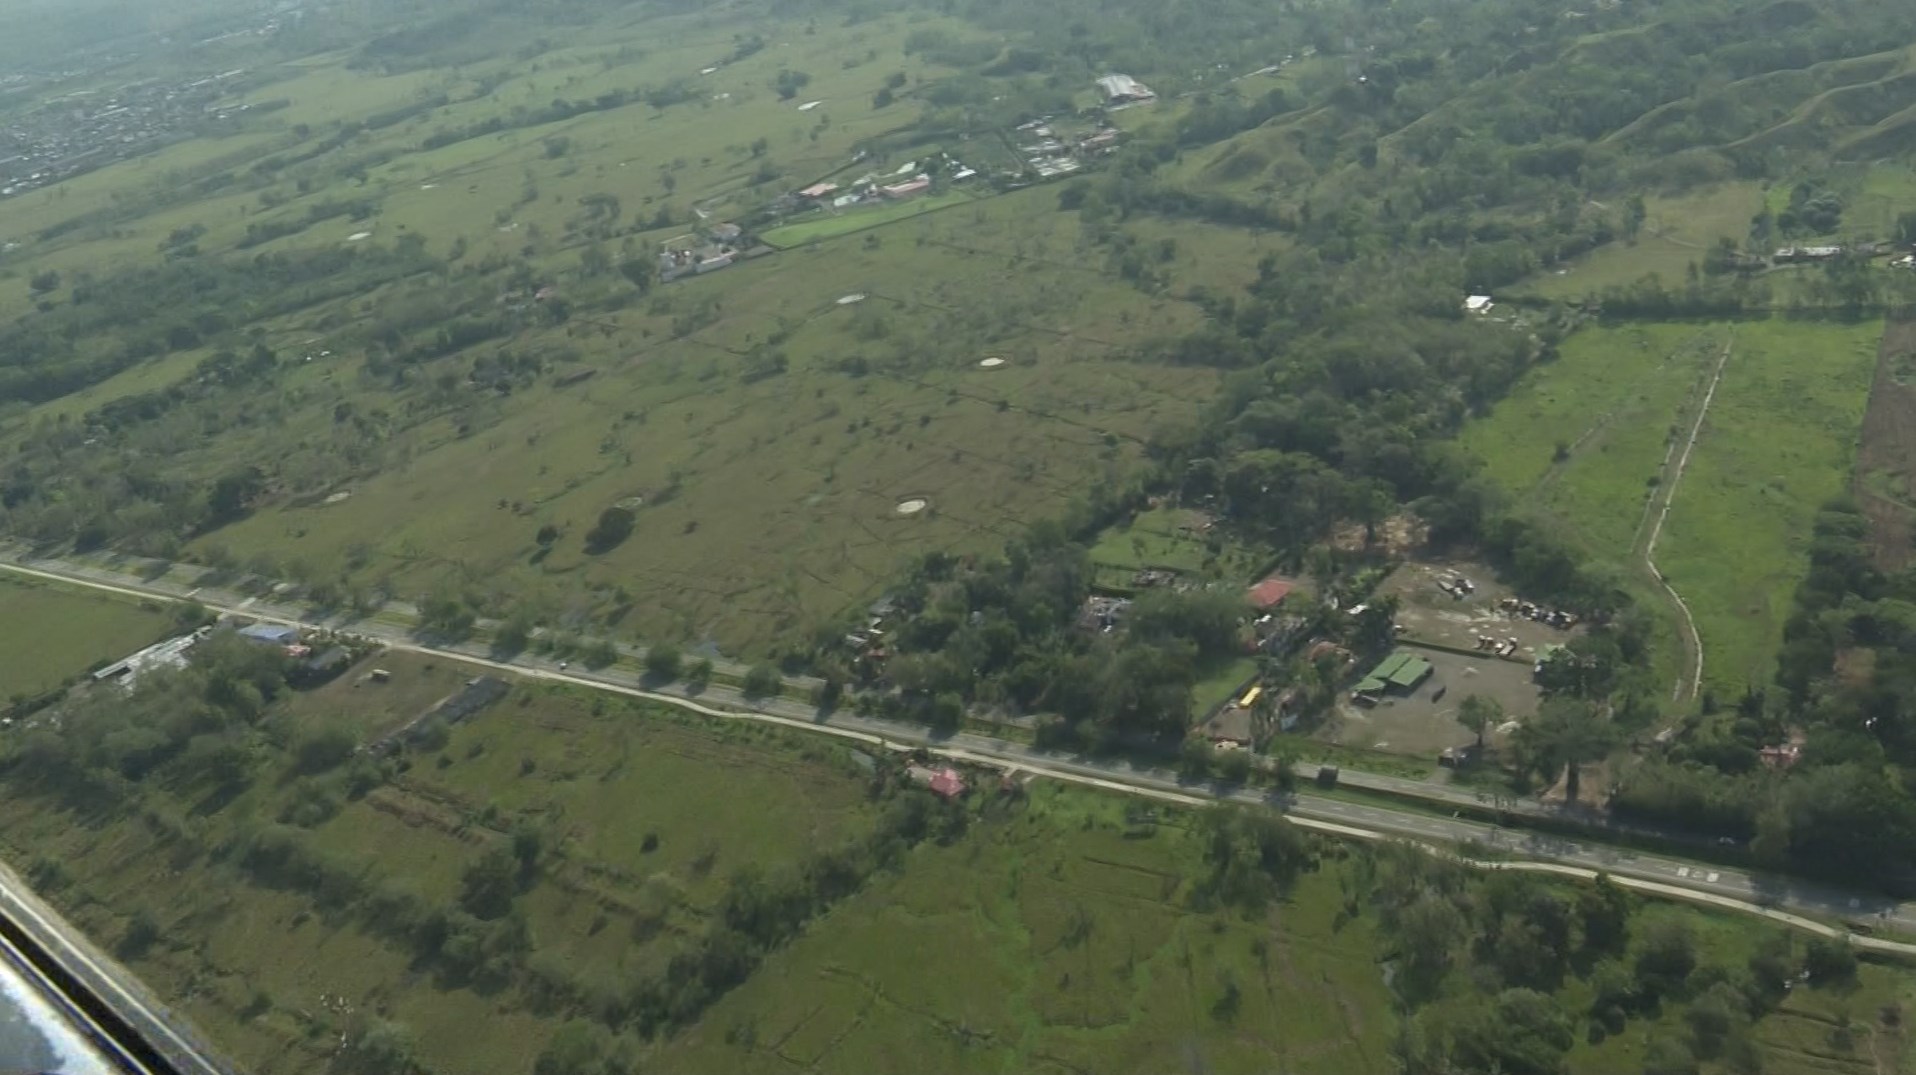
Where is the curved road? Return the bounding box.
[5,553,1916,964]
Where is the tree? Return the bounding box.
[1803,936,1857,988]
[1447,988,1574,1075]
[582,638,619,669]
[1578,873,1633,957]
[1514,697,1615,801]
[644,644,683,681]
[28,269,59,294]
[535,1019,611,1075]
[1128,588,1244,660]
[1394,890,1466,995]
[1179,735,1215,780]
[812,675,843,711]
[292,721,357,774]
[494,613,534,656]
[687,658,714,688]
[419,592,476,640]
[460,846,521,919]
[337,1018,418,1075]
[584,505,636,553]
[618,257,657,293]
[873,86,895,109]
[205,465,266,524]
[773,69,812,100]
[742,663,782,699]
[118,910,161,958]
[1194,806,1311,910]
[1352,596,1400,652]
[511,822,546,882]
[1457,694,1501,750]
[1641,1034,1698,1075]
[1632,919,1697,1001]
[1215,747,1253,785]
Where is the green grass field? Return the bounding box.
[0,4,1264,657]
[0,576,173,699]
[760,189,979,247]
[1526,183,1768,300]
[0,678,880,1075]
[1461,318,1880,698]
[643,784,1397,1074]
[0,14,1254,656]
[1655,318,1881,694]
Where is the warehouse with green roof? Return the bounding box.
[1352,650,1433,701]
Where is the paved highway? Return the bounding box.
[7,552,1916,961]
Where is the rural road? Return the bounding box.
[6,552,1916,961]
[0,544,819,692]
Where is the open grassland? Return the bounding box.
[760,189,980,247]
[645,786,1396,1075]
[0,576,172,699]
[0,9,1262,657]
[171,179,1232,653]
[0,678,878,1075]
[1459,318,1879,698]
[1655,318,1880,695]
[1525,183,1768,300]
[1460,322,1725,559]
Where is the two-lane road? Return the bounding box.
[6,552,1916,959]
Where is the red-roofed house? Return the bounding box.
[1246,576,1294,610]
[798,182,839,199]
[908,764,968,798]
[929,768,967,798]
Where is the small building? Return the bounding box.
[880,174,931,199]
[908,765,968,799]
[1759,743,1802,770]
[1246,575,1295,611]
[93,627,209,688]
[797,182,838,200]
[237,622,298,647]
[1464,294,1494,314]
[709,222,742,243]
[1096,74,1156,104]
[1352,651,1433,702]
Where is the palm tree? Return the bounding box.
[1515,697,1616,802]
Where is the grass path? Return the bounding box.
[1638,333,1733,703]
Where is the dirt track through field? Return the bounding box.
[1854,316,1916,571]
[1639,332,1735,703]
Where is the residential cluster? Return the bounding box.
[657,221,752,282]
[0,69,260,199]
[92,619,357,692]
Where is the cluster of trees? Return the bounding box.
[845,523,1279,745]
[10,634,323,806]
[1367,843,1857,1074]
[1614,499,1916,890]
